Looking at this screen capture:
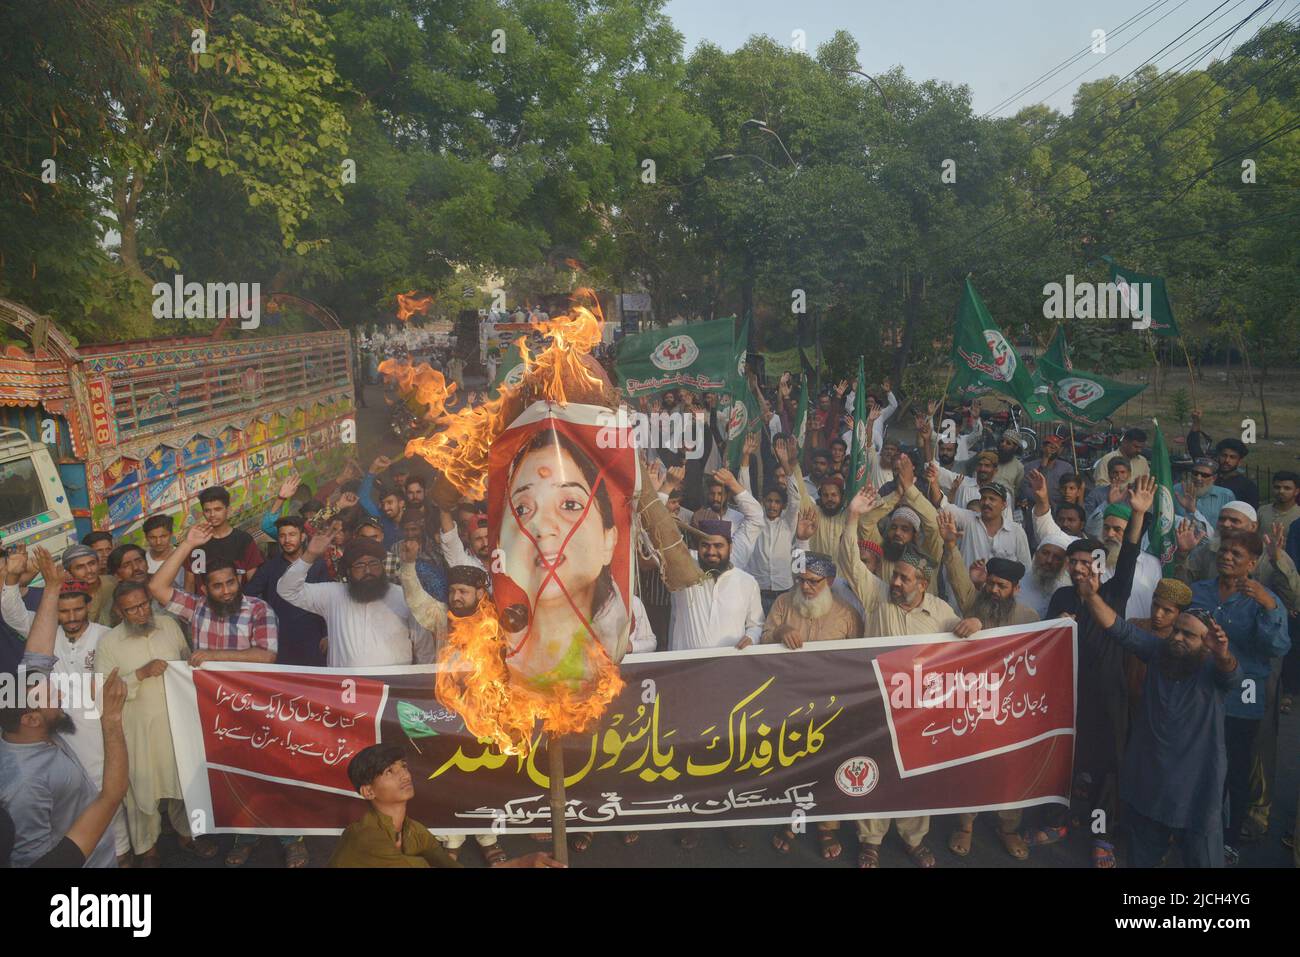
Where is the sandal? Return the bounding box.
[177,835,219,860]
[818,829,843,861]
[224,842,255,867]
[772,826,797,855]
[570,833,593,853]
[1091,839,1116,869]
[678,832,700,850]
[857,844,881,868]
[1021,824,1067,847]
[1280,694,1292,715]
[621,832,640,846]
[726,831,748,853]
[482,844,508,867]
[283,840,310,869]
[905,842,937,869]
[998,828,1030,860]
[948,826,973,857]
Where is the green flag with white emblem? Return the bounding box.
[1036,355,1148,429]
[1147,421,1178,574]
[948,279,1053,420]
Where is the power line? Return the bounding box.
[982,0,1177,116]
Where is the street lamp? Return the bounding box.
[827,68,894,115]
[739,119,798,170]
[709,152,783,174]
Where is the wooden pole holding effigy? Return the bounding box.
[548,732,569,866]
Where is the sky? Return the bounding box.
[661,0,1295,116]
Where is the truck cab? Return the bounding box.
[0,427,77,556]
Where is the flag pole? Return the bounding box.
[1069,421,1081,478]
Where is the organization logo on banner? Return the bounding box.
[835,756,880,796]
[651,335,699,371]
[983,330,1017,382]
[1057,376,1104,409]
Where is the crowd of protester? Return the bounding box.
[1,368,1297,869]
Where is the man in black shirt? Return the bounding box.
[1214,439,1259,510]
[186,486,264,592]
[1036,476,1154,867]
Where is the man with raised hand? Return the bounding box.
[1077,576,1240,868]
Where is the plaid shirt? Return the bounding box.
[166,588,279,655]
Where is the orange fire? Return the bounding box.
[382,289,622,753]
[395,290,434,322]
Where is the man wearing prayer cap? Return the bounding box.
[838,489,983,869]
[848,454,942,590]
[1125,578,1196,718]
[279,526,434,667]
[756,552,864,863]
[1174,498,1300,611]
[750,552,862,651]
[994,430,1025,499]
[666,513,763,654]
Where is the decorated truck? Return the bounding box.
[0,295,356,556]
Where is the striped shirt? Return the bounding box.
[165,588,278,654]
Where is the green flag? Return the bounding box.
[1107,260,1180,338]
[1147,421,1178,574]
[949,279,1053,420]
[1042,326,1072,371]
[725,317,764,472]
[488,352,530,396]
[1036,355,1148,429]
[848,356,868,495]
[397,700,439,752]
[615,317,736,399]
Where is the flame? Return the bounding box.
[395,290,434,322]
[381,290,606,500]
[381,289,620,752]
[436,599,624,754]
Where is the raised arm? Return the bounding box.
[936,511,977,615]
[838,485,884,615]
[23,548,65,658]
[276,531,336,616]
[151,522,211,606]
[57,670,128,861]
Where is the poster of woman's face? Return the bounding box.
[487,402,638,692]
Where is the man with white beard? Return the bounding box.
[1019,532,1074,617]
[748,552,862,864]
[743,552,863,649]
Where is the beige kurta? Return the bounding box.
[941,542,1040,626]
[760,589,864,645]
[836,522,961,638]
[794,463,866,557]
[94,617,190,810]
[860,483,943,586]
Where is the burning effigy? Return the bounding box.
[378,291,640,756]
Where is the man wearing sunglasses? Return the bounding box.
[1174,456,1234,533]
